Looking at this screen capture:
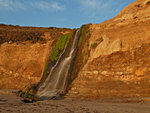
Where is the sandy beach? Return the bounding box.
[0,90,150,113]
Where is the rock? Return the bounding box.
[116,72,123,75]
[0,42,48,89]
[22,98,37,103]
[146,1,150,5]
[134,67,147,76]
[92,37,122,59]
[9,71,13,74]
[93,71,99,74]
[14,73,19,77]
[8,41,13,44]
[101,71,108,75]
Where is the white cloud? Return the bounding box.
[77,0,112,18]
[80,0,97,8]
[0,0,26,11]
[30,1,65,12]
[0,0,65,12]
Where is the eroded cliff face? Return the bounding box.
[67,0,150,98]
[0,25,71,90]
[0,43,48,89]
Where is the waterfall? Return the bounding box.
[36,30,79,99]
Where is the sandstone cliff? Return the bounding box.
[67,0,150,98]
[0,25,71,90]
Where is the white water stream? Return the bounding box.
[36,30,79,99]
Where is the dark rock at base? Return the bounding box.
[22,98,38,103]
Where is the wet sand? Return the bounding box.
[0,91,150,113]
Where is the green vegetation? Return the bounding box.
[78,36,83,46]
[14,28,73,101]
[91,37,103,49]
[17,91,37,99]
[50,32,72,61]
[17,89,38,102]
[43,62,49,72]
[42,31,74,84]
[78,24,91,47]
[16,83,39,102]
[91,42,98,49]
[70,23,91,83]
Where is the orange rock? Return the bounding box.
[134,67,147,76]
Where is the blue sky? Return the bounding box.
[0,0,136,28]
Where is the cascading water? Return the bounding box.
[36,30,79,99]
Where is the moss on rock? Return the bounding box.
[50,32,72,61]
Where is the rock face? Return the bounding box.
[0,25,71,90]
[67,0,150,98]
[0,42,48,89]
[92,38,122,59]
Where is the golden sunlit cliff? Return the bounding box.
[67,0,150,98]
[0,25,71,89]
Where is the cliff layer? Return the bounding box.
[0,25,71,90]
[67,0,150,98]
